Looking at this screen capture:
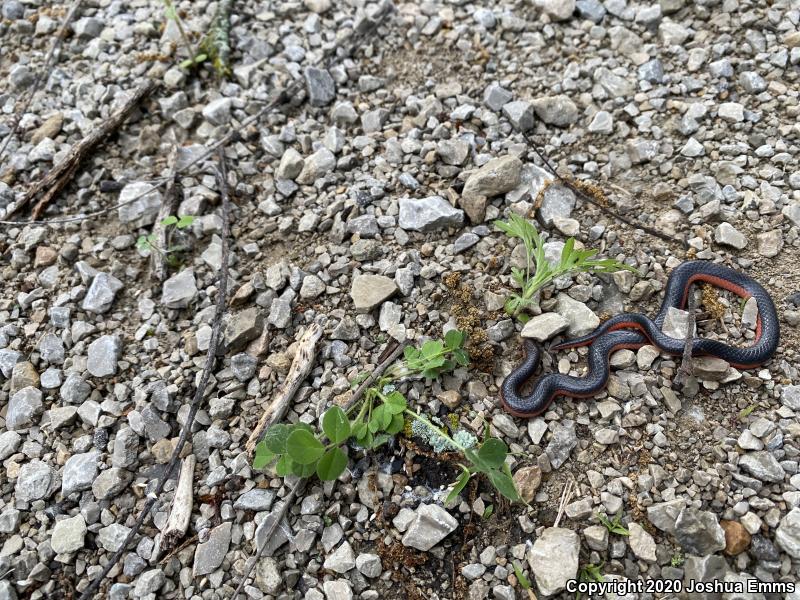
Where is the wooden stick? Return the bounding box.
[245,322,323,455]
[151,145,181,282]
[77,147,232,600]
[8,78,159,219]
[161,454,196,548]
[344,340,405,410]
[553,480,574,528]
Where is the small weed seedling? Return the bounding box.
[738,404,757,420]
[137,215,195,267]
[597,512,630,536]
[253,330,521,502]
[512,560,537,599]
[670,551,685,567]
[576,562,605,600]
[494,213,637,320]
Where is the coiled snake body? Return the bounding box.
[500,261,780,418]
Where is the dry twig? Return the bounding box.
[160,454,197,551]
[9,78,158,220]
[244,323,324,455]
[553,479,574,528]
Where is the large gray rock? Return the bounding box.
[97,523,132,552]
[304,67,336,106]
[782,385,800,410]
[460,156,523,222]
[51,514,87,554]
[224,307,264,352]
[556,294,599,337]
[82,272,124,314]
[673,507,726,555]
[502,101,535,131]
[484,83,513,111]
[0,431,22,460]
[234,489,275,512]
[646,499,686,533]
[628,523,656,562]
[15,460,59,502]
[0,348,22,378]
[538,184,576,226]
[521,313,569,341]
[276,148,304,180]
[594,68,634,98]
[118,182,162,227]
[776,507,800,559]
[6,386,43,430]
[323,541,356,573]
[87,335,122,378]
[60,373,91,404]
[296,147,336,184]
[350,275,398,313]
[398,196,464,231]
[193,522,232,576]
[527,527,579,596]
[92,468,133,500]
[255,557,282,594]
[401,504,459,551]
[162,268,198,309]
[531,95,579,126]
[714,222,748,250]
[38,333,65,364]
[739,451,785,482]
[202,97,232,125]
[62,451,100,496]
[545,422,577,469]
[133,569,166,597]
[112,427,139,468]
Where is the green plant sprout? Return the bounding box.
[253,330,521,502]
[512,560,531,590]
[137,215,195,266]
[738,404,757,420]
[494,213,638,319]
[597,512,630,536]
[576,562,605,600]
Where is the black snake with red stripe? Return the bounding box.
[500,261,780,418]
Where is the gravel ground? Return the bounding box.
[1,0,800,599]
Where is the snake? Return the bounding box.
[500,260,780,418]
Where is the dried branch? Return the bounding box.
[0,0,82,163]
[77,147,232,600]
[553,479,574,529]
[161,454,196,550]
[245,323,324,456]
[8,78,159,220]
